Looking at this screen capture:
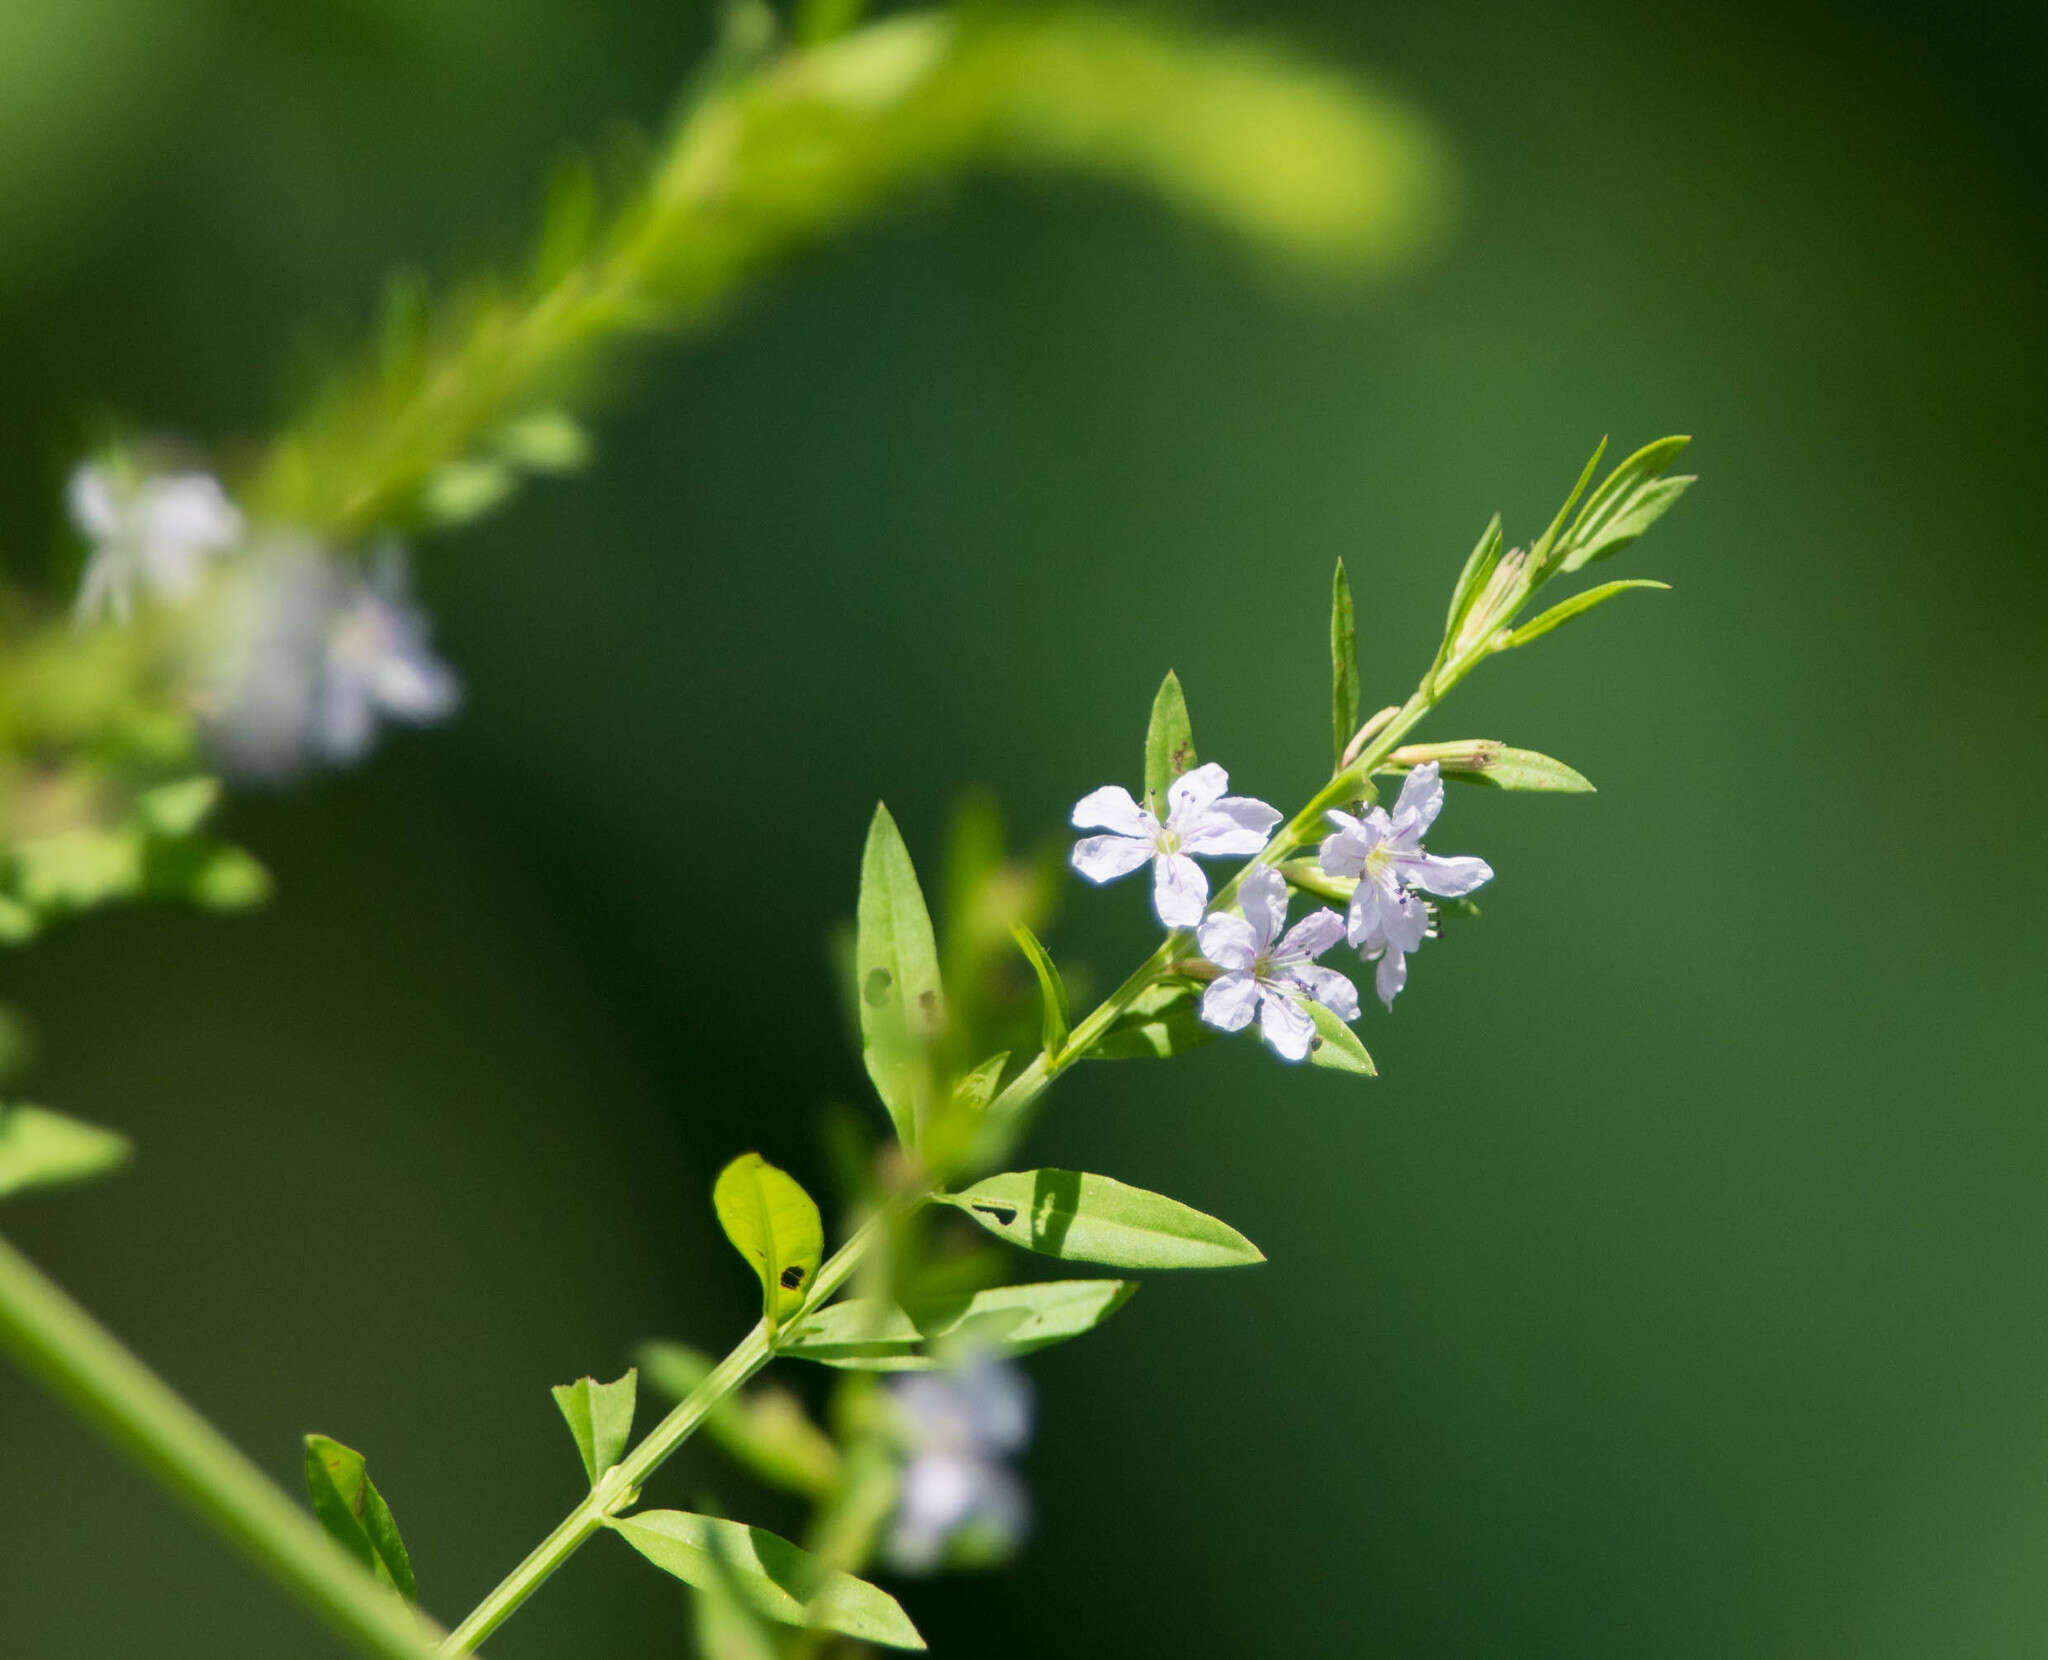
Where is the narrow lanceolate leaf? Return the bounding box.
[944,1170,1264,1269]
[638,1342,841,1498]
[1082,981,1220,1061]
[1497,580,1669,651]
[1142,670,1197,818]
[713,1154,825,1328]
[1330,558,1359,770]
[856,804,945,1147]
[782,1280,1136,1370]
[551,1368,639,1487]
[0,1105,131,1200]
[1440,512,1503,648]
[951,1051,1010,1114]
[1558,435,1693,572]
[303,1435,418,1601]
[1010,923,1070,1057]
[611,1511,925,1651]
[1305,1003,1376,1075]
[1529,436,1607,573]
[1385,742,1595,793]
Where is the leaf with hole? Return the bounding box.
[943,1170,1263,1269]
[1305,1002,1375,1075]
[303,1435,417,1601]
[856,804,944,1147]
[714,1154,824,1328]
[611,1510,924,1650]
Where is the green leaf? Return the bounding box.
[1385,741,1595,793]
[950,1051,1009,1114]
[1329,558,1359,770]
[1083,981,1221,1060]
[1142,670,1196,818]
[133,776,220,838]
[1010,923,1070,1057]
[611,1511,925,1650]
[1528,437,1607,573]
[551,1368,639,1487]
[420,458,515,525]
[943,1170,1263,1269]
[638,1341,842,1498]
[1558,436,1693,572]
[302,1435,418,1601]
[1305,1003,1376,1075]
[782,1279,1136,1370]
[491,408,590,474]
[0,1105,131,1200]
[1498,580,1669,651]
[856,804,945,1147]
[1440,511,1503,647]
[713,1153,825,1328]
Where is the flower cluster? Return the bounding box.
[68,459,459,781]
[1069,756,1493,1059]
[886,1358,1033,1572]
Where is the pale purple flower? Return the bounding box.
[1319,762,1492,1008]
[201,542,459,782]
[1069,762,1280,928]
[886,1358,1032,1573]
[1195,866,1359,1061]
[70,462,243,623]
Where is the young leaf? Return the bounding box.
[1329,558,1359,770]
[781,1279,1136,1370]
[1440,511,1503,648]
[714,1154,825,1328]
[1010,923,1070,1057]
[638,1342,841,1498]
[551,1368,639,1487]
[1083,982,1221,1061]
[1385,741,1595,793]
[0,1105,131,1200]
[1142,670,1196,818]
[1497,580,1669,651]
[856,804,945,1147]
[1528,436,1607,573]
[611,1510,925,1650]
[1558,436,1693,572]
[943,1170,1263,1269]
[1304,1003,1376,1075]
[950,1051,1010,1113]
[302,1435,418,1601]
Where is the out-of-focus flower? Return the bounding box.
[200,542,459,782]
[1195,865,1357,1060]
[70,462,243,623]
[1070,762,1279,928]
[1318,762,1492,1007]
[886,1357,1032,1573]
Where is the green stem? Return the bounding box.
[0,1232,445,1660]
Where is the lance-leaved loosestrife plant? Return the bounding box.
[0,7,1692,1657]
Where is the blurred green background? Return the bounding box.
[5,1,2047,1655]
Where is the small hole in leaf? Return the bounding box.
[917,989,939,1017]
[971,1202,1019,1227]
[863,968,892,1006]
[779,1264,806,1289]
[1309,1036,1324,1052]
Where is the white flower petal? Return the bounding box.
[1276,906,1345,962]
[1236,866,1289,950]
[1179,795,1282,857]
[1290,962,1361,1023]
[1345,871,1404,948]
[1199,971,1261,1032]
[1070,784,1154,838]
[1399,851,1494,897]
[1196,912,1260,972]
[1153,853,1209,927]
[1319,827,1368,881]
[140,474,243,556]
[1374,946,1408,1009]
[1070,834,1152,884]
[1381,889,1430,953]
[1391,762,1444,840]
[1257,989,1316,1061]
[1166,761,1229,819]
[66,465,124,541]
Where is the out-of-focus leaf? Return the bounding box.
[782,1279,1136,1369]
[944,1170,1263,1269]
[857,804,944,1147]
[714,1154,825,1328]
[0,1105,130,1200]
[1385,741,1595,793]
[303,1435,418,1601]
[1330,558,1359,770]
[1084,982,1219,1060]
[1305,1003,1375,1075]
[491,408,590,474]
[1499,579,1670,651]
[638,1341,842,1498]
[132,776,219,838]
[551,1369,639,1487]
[1142,670,1196,818]
[610,1510,925,1649]
[1010,923,1069,1057]
[950,1051,1009,1113]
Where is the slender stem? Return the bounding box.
[0,1232,445,1660]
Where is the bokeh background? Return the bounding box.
[5,0,2047,1655]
